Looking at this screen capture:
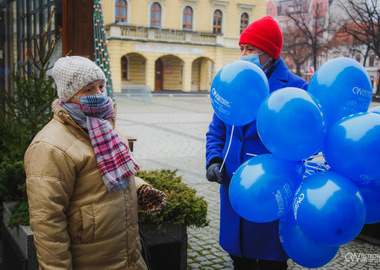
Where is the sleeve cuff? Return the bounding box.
[206,157,224,169]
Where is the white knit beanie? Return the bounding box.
[52,56,106,102]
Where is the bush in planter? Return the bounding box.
[0,158,26,203]
[136,169,209,228]
[136,169,208,270]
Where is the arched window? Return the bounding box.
[115,0,128,23]
[121,56,128,80]
[355,54,361,63]
[240,12,249,34]
[369,55,375,67]
[150,2,161,28]
[183,6,193,31]
[213,10,222,34]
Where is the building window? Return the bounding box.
[213,9,222,34]
[319,17,324,26]
[240,12,249,34]
[115,0,127,23]
[121,56,128,80]
[355,54,361,63]
[150,2,161,28]
[183,6,193,31]
[369,55,375,67]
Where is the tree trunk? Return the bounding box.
[296,64,302,76]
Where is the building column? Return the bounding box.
[146,58,155,91]
[200,59,208,91]
[109,47,121,93]
[183,59,192,92]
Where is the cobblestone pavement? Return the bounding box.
[115,93,380,270]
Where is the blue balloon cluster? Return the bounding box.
[210,57,379,268]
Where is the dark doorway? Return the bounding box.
[155,58,163,91]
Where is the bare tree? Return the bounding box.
[330,21,372,64]
[281,27,310,76]
[336,0,380,94]
[285,0,331,70]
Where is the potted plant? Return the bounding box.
[136,169,209,270]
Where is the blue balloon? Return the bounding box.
[354,178,380,224]
[294,171,366,246]
[308,57,372,130]
[229,154,304,223]
[324,112,380,181]
[210,60,269,126]
[369,105,380,115]
[279,211,339,268]
[256,87,326,161]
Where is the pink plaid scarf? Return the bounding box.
[61,99,140,191]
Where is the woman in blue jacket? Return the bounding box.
[206,16,308,270]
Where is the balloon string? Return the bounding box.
[220,125,234,173]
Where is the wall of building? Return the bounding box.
[103,0,267,92]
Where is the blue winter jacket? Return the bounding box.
[206,57,308,261]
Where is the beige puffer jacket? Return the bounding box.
[24,100,148,270]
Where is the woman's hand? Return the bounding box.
[137,185,167,214]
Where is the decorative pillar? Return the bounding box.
[183,59,192,92]
[146,57,155,91]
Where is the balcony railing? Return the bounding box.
[106,24,222,46]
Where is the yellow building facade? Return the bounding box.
[102,0,266,93]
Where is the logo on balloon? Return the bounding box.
[210,60,269,126]
[293,192,304,218]
[211,88,231,108]
[352,87,372,98]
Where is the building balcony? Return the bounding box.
[105,24,224,47]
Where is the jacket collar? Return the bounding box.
[52,99,117,136]
[267,57,290,93]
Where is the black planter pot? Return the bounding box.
[358,223,380,245]
[140,224,187,270]
[2,202,38,270]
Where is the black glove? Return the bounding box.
[206,163,224,184]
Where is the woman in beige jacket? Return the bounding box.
[24,56,165,269]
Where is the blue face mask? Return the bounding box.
[76,90,108,107]
[240,53,263,68]
[240,52,272,69]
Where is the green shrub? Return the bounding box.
[0,19,58,163]
[0,8,58,226]
[8,201,29,227]
[137,169,209,229]
[0,157,26,203]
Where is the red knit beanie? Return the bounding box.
[239,16,283,59]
